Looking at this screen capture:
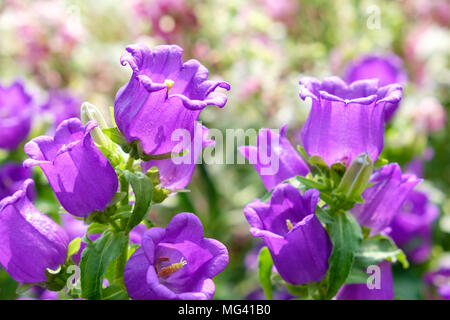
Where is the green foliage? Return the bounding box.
[122,170,153,233]
[80,230,128,300]
[319,210,363,299]
[258,247,274,300]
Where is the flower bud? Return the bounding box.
[81,102,111,149]
[335,153,373,200]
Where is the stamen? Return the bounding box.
[154,256,170,273]
[164,79,175,92]
[286,219,294,231]
[158,257,187,277]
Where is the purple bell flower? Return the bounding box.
[239,125,309,191]
[0,80,33,150]
[351,164,420,235]
[343,54,407,121]
[243,183,332,285]
[0,179,69,283]
[336,261,394,300]
[141,122,214,190]
[40,89,82,129]
[299,76,402,167]
[390,190,439,264]
[23,118,119,217]
[124,212,228,300]
[114,43,230,156]
[344,53,408,88]
[0,162,35,201]
[424,267,450,300]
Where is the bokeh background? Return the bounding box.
[0,0,449,299]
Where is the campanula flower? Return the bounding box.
[0,80,33,150]
[0,179,68,283]
[336,261,393,300]
[238,125,309,191]
[299,76,402,167]
[24,118,118,217]
[390,190,439,264]
[244,183,332,284]
[351,164,421,235]
[344,53,408,87]
[124,212,228,300]
[141,122,214,191]
[114,43,230,156]
[344,54,407,121]
[424,266,450,300]
[0,163,35,201]
[40,89,82,129]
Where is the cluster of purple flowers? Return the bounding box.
[240,54,441,300]
[0,44,442,300]
[0,43,230,300]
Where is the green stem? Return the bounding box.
[125,156,134,171]
[114,235,129,288]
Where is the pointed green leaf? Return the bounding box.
[67,237,82,262]
[354,235,409,268]
[258,247,273,300]
[123,170,153,233]
[102,128,127,146]
[80,231,128,299]
[321,210,362,299]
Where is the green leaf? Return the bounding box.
[258,247,273,300]
[108,192,127,206]
[87,223,108,235]
[315,206,334,225]
[321,210,362,299]
[354,235,409,268]
[102,284,129,300]
[16,283,33,295]
[123,170,153,233]
[80,231,128,300]
[295,176,327,191]
[346,263,370,284]
[67,237,82,262]
[102,128,127,146]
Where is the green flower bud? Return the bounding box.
[335,153,373,201]
[80,102,111,149]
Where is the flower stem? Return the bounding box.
[125,156,134,171]
[114,235,129,288]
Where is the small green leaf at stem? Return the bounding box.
[67,237,82,262]
[123,170,153,233]
[321,210,362,299]
[80,230,128,300]
[258,247,274,300]
[354,234,409,269]
[102,284,129,300]
[102,127,127,146]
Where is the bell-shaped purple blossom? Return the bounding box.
[424,267,450,300]
[299,77,402,167]
[0,179,69,283]
[244,183,332,285]
[23,118,119,217]
[351,164,421,235]
[0,80,33,150]
[239,125,309,191]
[141,122,214,191]
[40,89,82,129]
[336,261,393,300]
[390,190,439,264]
[344,53,408,88]
[114,43,230,156]
[0,162,35,201]
[344,54,407,121]
[124,212,228,300]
